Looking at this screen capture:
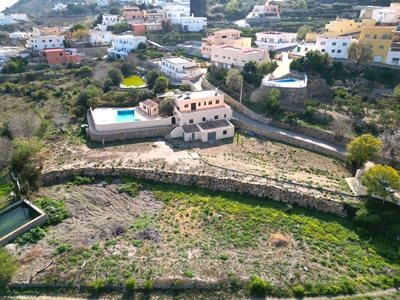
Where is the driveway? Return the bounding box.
[233,111,347,155]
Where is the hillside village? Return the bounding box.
[0,0,400,299]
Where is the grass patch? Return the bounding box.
[121,75,146,88]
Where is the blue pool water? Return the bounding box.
[273,78,298,83]
[116,110,136,123]
[0,203,39,238]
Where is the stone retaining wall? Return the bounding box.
[42,167,348,217]
[232,119,346,161]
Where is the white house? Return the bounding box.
[255,31,297,51]
[26,35,65,52]
[97,0,111,7]
[89,30,113,46]
[179,15,207,32]
[163,3,190,24]
[211,45,269,69]
[8,31,29,40]
[0,14,16,26]
[294,35,354,59]
[53,3,67,11]
[360,3,400,24]
[102,15,121,27]
[107,34,147,58]
[160,57,203,81]
[10,14,29,22]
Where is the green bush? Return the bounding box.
[88,279,106,294]
[143,279,153,290]
[14,227,46,245]
[246,276,272,296]
[0,249,17,288]
[124,277,136,292]
[36,197,69,225]
[53,244,73,255]
[72,176,95,185]
[118,181,142,197]
[292,284,306,297]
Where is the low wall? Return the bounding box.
[232,119,347,161]
[41,167,348,217]
[0,200,48,247]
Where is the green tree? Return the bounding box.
[297,25,311,40]
[112,22,130,34]
[225,68,243,92]
[10,138,43,194]
[346,134,382,167]
[121,62,134,77]
[295,0,307,9]
[159,97,175,116]
[361,164,400,198]
[348,42,373,67]
[70,24,86,32]
[0,249,17,288]
[153,76,169,94]
[393,85,400,99]
[146,69,163,89]
[108,68,124,86]
[264,88,281,114]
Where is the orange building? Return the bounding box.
[44,48,81,64]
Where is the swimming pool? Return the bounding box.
[0,202,40,238]
[116,109,146,123]
[273,78,298,83]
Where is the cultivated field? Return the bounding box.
[8,181,399,298]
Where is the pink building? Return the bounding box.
[211,45,269,69]
[44,48,81,64]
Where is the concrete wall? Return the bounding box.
[0,200,48,246]
[41,167,348,217]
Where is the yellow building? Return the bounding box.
[324,18,376,36]
[359,25,395,63]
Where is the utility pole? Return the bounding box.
[239,78,243,112]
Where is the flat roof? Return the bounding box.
[218,45,262,54]
[164,57,193,64]
[176,90,222,101]
[198,119,231,131]
[141,99,158,108]
[182,124,200,133]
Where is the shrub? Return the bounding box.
[183,270,195,278]
[159,98,174,116]
[53,244,73,255]
[143,279,153,290]
[124,277,136,292]
[118,182,142,197]
[72,176,95,185]
[292,284,306,297]
[246,276,272,296]
[36,197,69,225]
[89,279,106,294]
[14,227,46,245]
[0,249,17,288]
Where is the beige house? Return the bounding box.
[140,99,159,116]
[201,29,252,58]
[211,45,269,69]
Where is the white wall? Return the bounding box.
[27,35,65,51]
[385,49,400,65]
[176,105,232,126]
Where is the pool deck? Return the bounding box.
[91,107,157,126]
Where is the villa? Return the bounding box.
[255,31,297,52]
[160,57,203,82]
[107,34,147,58]
[210,45,270,69]
[87,89,235,143]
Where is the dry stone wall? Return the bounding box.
[42,167,348,217]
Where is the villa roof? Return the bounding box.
[198,119,231,131]
[182,124,200,133]
[141,99,158,108]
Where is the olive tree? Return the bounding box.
[225,68,243,92]
[348,42,373,67]
[0,137,11,169]
[361,164,400,198]
[346,134,382,168]
[8,112,40,139]
[159,98,175,116]
[0,249,17,288]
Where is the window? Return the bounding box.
[214,115,219,120]
[208,101,212,105]
[198,102,201,106]
[202,117,206,121]
[392,58,400,63]
[379,45,385,49]
[321,49,326,52]
[320,41,326,45]
[332,42,337,46]
[342,42,347,46]
[189,119,194,124]
[184,104,189,108]
[337,50,342,53]
[331,49,336,53]
[223,130,227,135]
[216,100,220,104]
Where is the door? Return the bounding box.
[171,117,176,125]
[207,132,216,142]
[191,133,195,140]
[191,103,196,111]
